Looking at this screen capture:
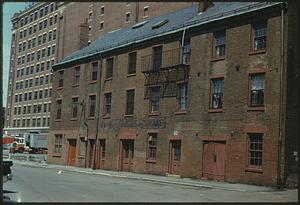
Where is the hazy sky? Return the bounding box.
[2,2,26,106]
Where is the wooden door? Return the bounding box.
[121,140,134,172]
[68,140,77,166]
[202,141,226,180]
[202,142,215,179]
[97,139,106,169]
[214,142,226,180]
[169,140,181,175]
[88,139,95,168]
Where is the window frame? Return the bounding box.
[71,96,79,120]
[209,76,224,113]
[54,134,63,154]
[211,30,226,60]
[58,70,64,89]
[246,133,263,172]
[146,132,158,162]
[176,82,188,113]
[88,94,96,118]
[55,99,62,120]
[103,92,112,118]
[105,57,114,80]
[91,62,98,82]
[73,66,80,86]
[149,86,160,115]
[128,51,137,75]
[125,89,135,116]
[250,21,267,54]
[248,71,265,110]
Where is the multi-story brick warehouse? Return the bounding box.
[4,1,194,140]
[49,2,299,188]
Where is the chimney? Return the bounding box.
[198,1,213,13]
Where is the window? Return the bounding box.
[19,94,22,102]
[72,97,78,118]
[28,92,32,100]
[33,24,37,33]
[43,33,47,44]
[37,104,42,113]
[25,80,28,88]
[53,29,57,40]
[126,89,135,115]
[30,66,34,74]
[143,6,149,18]
[16,82,19,90]
[40,76,44,85]
[34,11,38,20]
[104,93,111,116]
[52,45,56,55]
[73,66,80,85]
[26,67,29,75]
[48,103,51,112]
[28,40,31,49]
[210,78,224,109]
[177,83,188,111]
[40,8,44,18]
[38,35,42,45]
[45,75,49,84]
[37,118,41,127]
[150,87,160,113]
[153,46,162,71]
[18,106,21,114]
[23,42,26,51]
[42,118,47,127]
[44,103,47,112]
[22,119,26,127]
[182,39,191,64]
[91,62,98,81]
[212,31,226,58]
[32,37,36,47]
[126,12,130,22]
[46,61,50,70]
[100,6,104,15]
[128,52,136,74]
[36,64,40,73]
[56,99,62,119]
[147,133,157,161]
[89,95,96,117]
[39,90,43,99]
[29,27,32,35]
[49,17,53,26]
[44,89,48,98]
[32,118,36,127]
[34,91,38,100]
[99,139,106,159]
[50,3,54,12]
[44,6,48,15]
[106,58,113,79]
[48,31,52,41]
[58,70,64,88]
[248,133,263,168]
[99,21,104,30]
[27,119,30,127]
[39,22,43,30]
[23,105,26,113]
[15,94,18,103]
[37,50,41,60]
[31,52,35,61]
[19,43,22,52]
[47,47,51,56]
[54,15,57,24]
[17,69,20,77]
[54,134,63,153]
[27,54,30,62]
[249,73,264,107]
[251,22,267,51]
[27,105,31,114]
[19,31,23,39]
[24,29,27,37]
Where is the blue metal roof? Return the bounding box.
[55,2,281,68]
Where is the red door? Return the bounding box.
[88,140,95,168]
[202,141,226,180]
[97,139,106,169]
[169,140,181,175]
[68,140,77,166]
[121,140,134,172]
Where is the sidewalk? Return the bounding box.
[12,159,278,193]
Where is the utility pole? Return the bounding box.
[93,55,102,170]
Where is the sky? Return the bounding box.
[2,2,27,106]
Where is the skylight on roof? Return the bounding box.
[152,19,169,29]
[132,20,149,29]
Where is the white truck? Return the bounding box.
[23,132,48,154]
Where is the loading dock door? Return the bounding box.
[202,141,225,180]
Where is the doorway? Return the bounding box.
[88,139,95,168]
[96,139,106,169]
[120,139,134,172]
[169,140,181,175]
[68,139,77,166]
[202,141,226,180]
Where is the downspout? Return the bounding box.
[92,54,103,170]
[84,120,88,168]
[277,2,286,190]
[181,28,186,48]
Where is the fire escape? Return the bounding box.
[141,45,190,98]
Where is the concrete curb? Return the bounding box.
[13,160,275,192]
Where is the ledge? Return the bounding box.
[124,114,134,118]
[52,153,61,157]
[72,84,79,87]
[56,87,63,90]
[105,77,112,81]
[174,110,188,115]
[249,50,266,55]
[70,118,77,121]
[210,56,225,62]
[87,116,95,120]
[54,119,62,122]
[146,159,156,164]
[148,112,160,117]
[245,167,263,173]
[102,114,111,119]
[89,80,97,84]
[127,73,136,77]
[77,155,85,159]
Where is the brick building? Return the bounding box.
[4,1,193,140]
[49,2,299,187]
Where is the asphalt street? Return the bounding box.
[3,164,298,202]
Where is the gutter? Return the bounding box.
[53,2,281,69]
[277,1,286,190]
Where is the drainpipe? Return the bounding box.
[84,121,88,168]
[92,54,103,170]
[277,2,286,190]
[181,28,186,48]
